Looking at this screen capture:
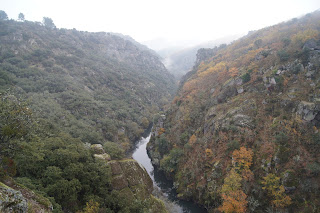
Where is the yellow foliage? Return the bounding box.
[221,169,242,194]
[82,200,100,213]
[291,28,319,44]
[262,173,292,208]
[198,61,226,78]
[220,169,247,213]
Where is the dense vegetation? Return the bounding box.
[149,10,320,212]
[0,14,175,212]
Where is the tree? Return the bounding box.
[0,94,34,156]
[219,169,248,213]
[82,200,100,213]
[262,173,292,208]
[232,147,254,181]
[42,17,56,29]
[18,13,25,21]
[0,10,8,20]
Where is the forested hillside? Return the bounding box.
[148,10,320,212]
[0,17,174,212]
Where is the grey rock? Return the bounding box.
[237,87,244,94]
[235,78,243,86]
[305,70,315,78]
[91,144,105,154]
[94,153,111,161]
[263,76,267,83]
[270,77,276,85]
[0,183,28,213]
[297,101,318,121]
[232,114,254,128]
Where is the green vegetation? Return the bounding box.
[0,14,175,212]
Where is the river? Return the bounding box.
[132,133,207,213]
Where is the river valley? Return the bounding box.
[132,133,207,213]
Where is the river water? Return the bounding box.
[132,133,207,213]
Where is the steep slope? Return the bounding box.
[0,19,176,147]
[0,18,174,212]
[148,11,320,212]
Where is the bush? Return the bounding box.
[160,148,183,174]
[241,73,251,83]
[308,162,320,175]
[103,142,124,159]
[227,140,240,151]
[277,50,289,62]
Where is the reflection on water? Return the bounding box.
[132,134,207,213]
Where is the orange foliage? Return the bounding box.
[220,169,247,213]
[158,128,165,136]
[205,148,213,157]
[219,191,248,213]
[229,67,239,78]
[232,147,253,171]
[188,134,197,145]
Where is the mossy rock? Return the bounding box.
[130,184,149,200]
[148,195,168,213]
[0,182,28,213]
[108,161,122,175]
[111,175,128,190]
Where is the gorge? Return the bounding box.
[1,8,320,213]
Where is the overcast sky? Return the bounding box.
[1,0,320,44]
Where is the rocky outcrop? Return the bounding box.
[0,180,52,213]
[107,159,167,213]
[91,144,112,161]
[0,182,27,213]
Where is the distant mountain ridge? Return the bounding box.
[155,35,242,79]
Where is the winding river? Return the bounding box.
[132,133,207,213]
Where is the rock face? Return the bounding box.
[0,180,52,213]
[0,182,28,213]
[108,159,166,213]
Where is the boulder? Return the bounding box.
[90,144,105,154]
[94,153,111,161]
[297,101,318,121]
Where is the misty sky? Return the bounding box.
[1,0,320,45]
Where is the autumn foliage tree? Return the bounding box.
[232,147,253,180]
[262,173,292,208]
[219,169,248,213]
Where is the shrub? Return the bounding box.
[227,140,240,152]
[241,73,251,83]
[277,50,289,62]
[103,142,124,159]
[308,162,320,175]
